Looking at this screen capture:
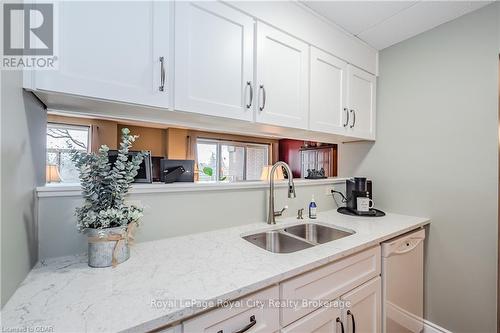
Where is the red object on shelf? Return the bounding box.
[278,139,303,178]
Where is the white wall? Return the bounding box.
[339,4,498,332]
[1,69,46,307]
[37,182,345,259]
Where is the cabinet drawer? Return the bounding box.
[183,286,279,333]
[280,246,381,326]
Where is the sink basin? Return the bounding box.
[243,231,314,253]
[283,223,353,244]
[243,223,355,253]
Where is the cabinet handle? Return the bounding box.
[336,317,345,333]
[349,109,356,128]
[159,56,166,92]
[246,81,253,109]
[259,85,266,111]
[347,310,356,333]
[233,315,256,333]
[343,108,349,127]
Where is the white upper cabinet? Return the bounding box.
[255,22,309,130]
[28,1,378,143]
[33,1,171,108]
[346,65,377,140]
[309,47,348,134]
[174,2,254,121]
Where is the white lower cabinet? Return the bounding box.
[182,286,279,333]
[281,277,381,333]
[281,305,343,333]
[180,247,381,333]
[280,246,380,326]
[341,277,382,333]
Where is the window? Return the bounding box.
[197,139,269,182]
[46,123,90,183]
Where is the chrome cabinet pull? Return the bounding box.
[159,56,166,92]
[343,107,349,127]
[347,310,356,333]
[246,81,253,109]
[336,317,345,333]
[259,85,266,111]
[233,315,256,333]
[349,109,356,128]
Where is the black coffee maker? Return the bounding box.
[335,177,385,216]
[346,177,373,213]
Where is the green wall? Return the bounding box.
[340,4,499,331]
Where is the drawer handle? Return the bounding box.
[336,317,345,333]
[233,315,256,333]
[347,310,356,333]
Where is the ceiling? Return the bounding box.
[302,1,493,50]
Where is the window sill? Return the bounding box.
[36,177,348,198]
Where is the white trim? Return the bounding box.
[423,319,453,333]
[385,301,423,332]
[36,177,348,198]
[292,0,374,49]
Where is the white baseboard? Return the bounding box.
[423,319,453,333]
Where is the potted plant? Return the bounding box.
[71,128,145,268]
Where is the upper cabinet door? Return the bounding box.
[34,1,171,108]
[347,65,376,140]
[174,1,254,121]
[255,22,309,130]
[309,47,348,134]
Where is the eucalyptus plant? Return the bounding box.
[71,128,145,231]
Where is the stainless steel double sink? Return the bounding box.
[242,223,354,253]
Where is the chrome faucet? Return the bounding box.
[267,161,296,224]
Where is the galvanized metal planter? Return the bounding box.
[86,226,130,268]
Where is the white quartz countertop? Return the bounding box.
[1,209,430,333]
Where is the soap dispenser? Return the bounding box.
[309,195,317,219]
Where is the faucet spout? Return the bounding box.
[267,161,296,224]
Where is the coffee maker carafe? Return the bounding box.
[346,177,373,212]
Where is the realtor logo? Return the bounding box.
[2,3,57,69]
[4,3,53,55]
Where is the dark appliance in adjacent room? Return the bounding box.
[108,150,153,183]
[160,159,195,183]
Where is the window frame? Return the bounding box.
[46,123,92,183]
[47,122,92,152]
[196,138,269,182]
